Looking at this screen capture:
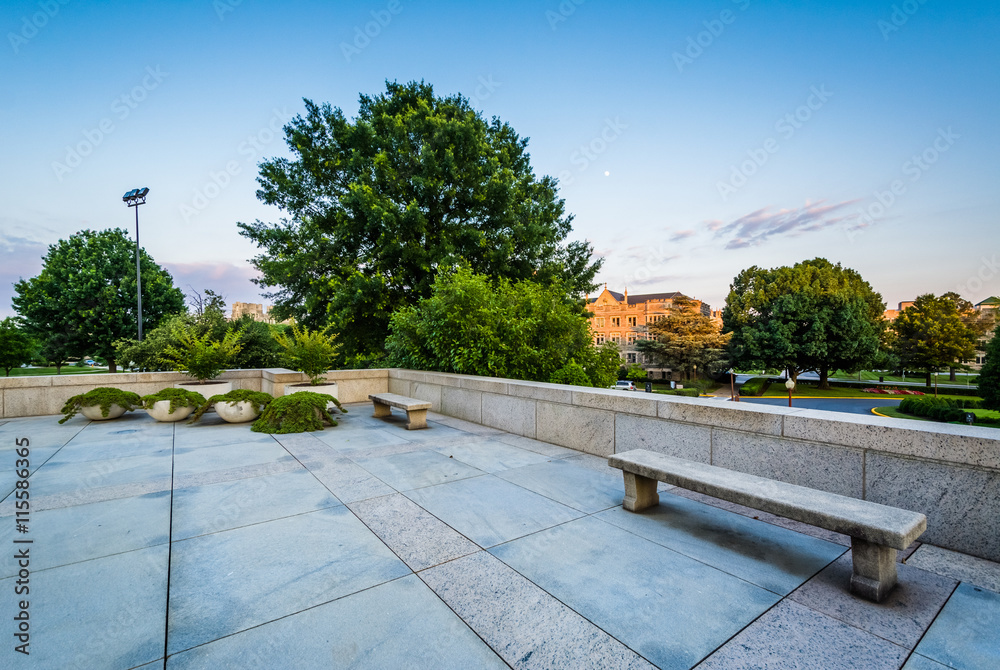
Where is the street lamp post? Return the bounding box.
[122,187,149,341]
[785,377,795,408]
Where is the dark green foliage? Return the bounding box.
[161,328,242,382]
[0,318,36,376]
[892,294,980,386]
[658,388,700,397]
[723,259,885,388]
[59,387,141,423]
[636,295,730,380]
[251,392,346,434]
[739,377,772,396]
[979,333,1000,410]
[898,396,982,423]
[238,81,601,362]
[386,268,604,384]
[139,387,207,415]
[189,389,274,423]
[550,360,592,387]
[231,317,286,369]
[13,229,185,372]
[275,324,341,384]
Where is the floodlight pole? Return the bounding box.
[123,188,149,341]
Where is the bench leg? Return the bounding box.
[849,538,898,602]
[405,408,428,430]
[372,401,391,418]
[622,472,659,512]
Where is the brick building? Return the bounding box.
[586,286,711,378]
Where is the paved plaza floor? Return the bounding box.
[1,405,999,668]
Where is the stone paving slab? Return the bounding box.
[0,545,167,669]
[167,506,410,654]
[436,439,552,474]
[0,490,170,577]
[272,433,397,503]
[789,553,957,649]
[421,551,656,670]
[498,458,624,513]
[697,599,909,669]
[596,494,846,596]
[172,440,296,478]
[167,574,507,669]
[911,582,1000,669]
[354,449,486,491]
[347,493,478,571]
[902,653,954,669]
[26,451,173,498]
[906,543,1000,593]
[490,515,780,669]
[171,468,342,540]
[405,474,583,548]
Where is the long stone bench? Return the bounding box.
[369,393,432,430]
[608,449,927,602]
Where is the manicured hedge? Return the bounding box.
[898,397,983,423]
[739,377,772,396]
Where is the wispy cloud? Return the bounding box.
[670,229,696,242]
[708,200,859,249]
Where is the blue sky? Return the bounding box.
[2,0,998,318]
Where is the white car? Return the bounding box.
[611,380,636,391]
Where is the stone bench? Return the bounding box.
[368,393,432,430]
[608,449,927,602]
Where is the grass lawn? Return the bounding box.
[874,405,1000,429]
[760,382,982,401]
[4,366,110,377]
[830,370,978,387]
[873,406,932,421]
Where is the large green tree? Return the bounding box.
[385,267,614,386]
[979,331,1000,410]
[892,293,979,387]
[0,318,36,376]
[636,295,731,380]
[239,81,601,363]
[722,258,885,388]
[13,229,185,372]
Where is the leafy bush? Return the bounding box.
[980,333,1000,410]
[59,387,141,423]
[140,387,207,415]
[899,396,981,422]
[658,388,700,397]
[274,324,341,385]
[161,327,243,383]
[251,392,347,434]
[189,389,274,423]
[550,360,592,386]
[739,377,771,396]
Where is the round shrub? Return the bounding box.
[251,392,347,434]
[59,387,141,424]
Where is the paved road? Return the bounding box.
[735,397,902,416]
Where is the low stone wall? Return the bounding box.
[0,368,390,418]
[388,369,1000,563]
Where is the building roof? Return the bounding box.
[977,297,1000,307]
[588,289,685,305]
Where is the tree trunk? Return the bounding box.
[949,366,957,382]
[54,361,63,374]
[817,365,830,390]
[925,370,932,387]
[108,359,117,373]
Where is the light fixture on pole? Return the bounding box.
[785,377,795,407]
[122,187,149,341]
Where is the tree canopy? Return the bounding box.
[636,295,730,380]
[13,229,185,372]
[0,318,36,376]
[891,293,979,386]
[385,267,617,387]
[979,331,1000,410]
[238,80,601,363]
[721,258,885,387]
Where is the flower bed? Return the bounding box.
[862,387,925,395]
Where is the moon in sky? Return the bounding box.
[604,171,610,176]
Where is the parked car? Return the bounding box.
[85,359,96,366]
[611,380,636,391]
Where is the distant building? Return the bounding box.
[586,286,712,379]
[974,297,1000,367]
[883,301,915,322]
[230,302,293,324]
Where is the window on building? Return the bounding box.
[597,317,605,327]
[626,332,636,344]
[626,353,637,364]
[627,316,637,327]
[611,317,621,327]
[611,333,621,343]
[595,334,605,345]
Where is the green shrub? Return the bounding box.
[161,327,243,383]
[189,389,273,423]
[275,324,341,385]
[139,387,207,415]
[251,392,346,434]
[550,360,593,387]
[739,377,771,396]
[59,387,141,423]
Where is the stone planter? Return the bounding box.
[215,400,261,423]
[284,381,340,411]
[174,380,233,396]
[146,400,195,423]
[80,404,127,421]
